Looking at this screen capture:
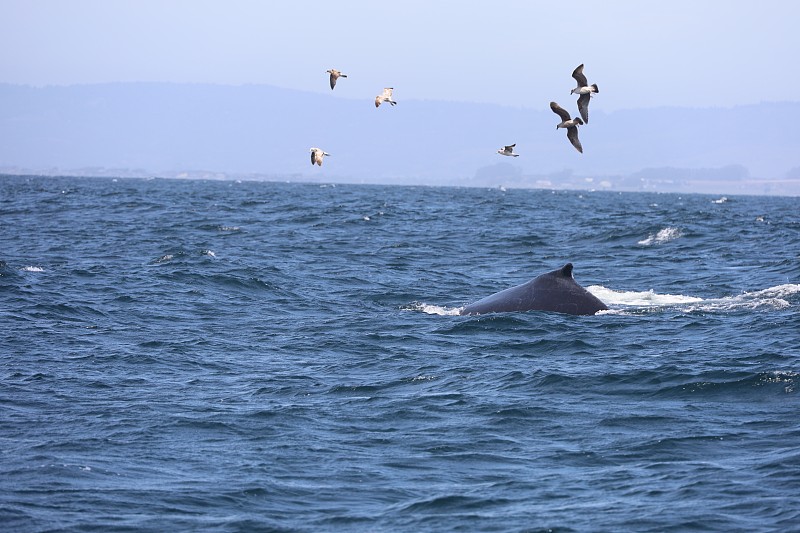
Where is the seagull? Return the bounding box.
[570,64,599,124]
[375,87,397,107]
[497,144,519,157]
[550,102,584,153]
[326,69,347,90]
[310,147,330,166]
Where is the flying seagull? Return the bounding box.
[550,102,584,154]
[326,69,347,90]
[497,144,519,157]
[310,147,330,166]
[570,64,599,124]
[375,87,397,108]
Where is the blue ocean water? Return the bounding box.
[1,174,799,532]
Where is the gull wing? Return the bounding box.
[572,64,587,87]
[567,126,583,154]
[550,101,571,121]
[577,93,590,124]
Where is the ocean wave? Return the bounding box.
[655,370,798,397]
[152,253,176,264]
[682,284,800,313]
[638,227,683,246]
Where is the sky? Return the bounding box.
[2,0,799,112]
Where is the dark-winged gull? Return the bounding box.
[550,102,584,153]
[326,69,347,90]
[497,144,519,157]
[375,87,397,108]
[310,147,330,166]
[570,64,599,124]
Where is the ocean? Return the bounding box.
[1,174,799,532]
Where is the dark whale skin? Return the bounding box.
[460,263,608,316]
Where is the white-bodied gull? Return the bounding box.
[497,144,519,157]
[310,147,330,166]
[375,87,397,108]
[570,64,599,124]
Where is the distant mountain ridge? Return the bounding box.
[1,83,799,194]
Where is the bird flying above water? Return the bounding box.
[497,144,519,157]
[326,69,347,90]
[375,87,397,107]
[310,147,330,166]
[570,64,599,124]
[550,102,584,153]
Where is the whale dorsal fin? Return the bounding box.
[559,263,574,278]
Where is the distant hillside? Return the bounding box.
[1,83,799,194]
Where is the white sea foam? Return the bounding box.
[590,284,800,314]
[712,196,729,204]
[684,284,800,313]
[21,266,45,272]
[589,285,702,308]
[404,303,463,316]
[638,227,683,246]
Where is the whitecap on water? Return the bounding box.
[684,284,800,313]
[638,227,683,246]
[590,284,800,314]
[402,302,463,316]
[21,266,45,272]
[589,285,702,309]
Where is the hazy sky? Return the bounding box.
[2,1,799,112]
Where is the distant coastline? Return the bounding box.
[1,83,799,196]
[3,169,798,197]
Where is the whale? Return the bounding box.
[460,263,608,316]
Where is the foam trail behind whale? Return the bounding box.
[590,284,800,314]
